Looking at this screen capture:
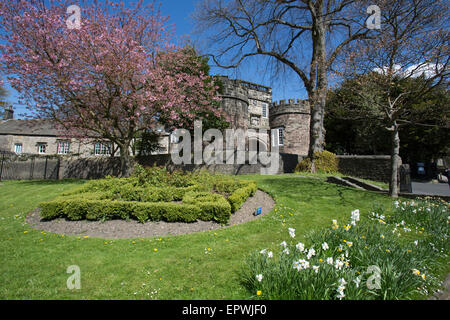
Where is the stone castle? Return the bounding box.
[216,76,310,156]
[0,76,311,158]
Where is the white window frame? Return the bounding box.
[261,102,268,118]
[37,143,47,154]
[94,142,112,156]
[272,128,284,147]
[14,143,22,154]
[57,141,70,155]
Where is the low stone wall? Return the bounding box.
[0,152,291,180]
[337,155,393,183]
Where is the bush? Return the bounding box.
[295,151,339,174]
[228,183,257,212]
[41,169,256,225]
[183,192,232,224]
[39,199,203,223]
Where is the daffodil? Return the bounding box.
[295,242,305,252]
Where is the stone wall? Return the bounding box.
[269,99,310,156]
[0,151,309,180]
[337,155,394,183]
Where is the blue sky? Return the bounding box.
[2,0,306,118]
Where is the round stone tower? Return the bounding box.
[215,76,250,130]
[269,99,310,156]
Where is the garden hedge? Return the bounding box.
[40,168,258,225]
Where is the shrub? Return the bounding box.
[39,199,203,223]
[183,191,232,224]
[41,170,256,225]
[228,183,257,212]
[295,151,339,174]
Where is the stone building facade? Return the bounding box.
[216,76,310,156]
[0,77,311,157]
[269,99,310,156]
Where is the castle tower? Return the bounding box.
[269,99,310,156]
[215,76,272,151]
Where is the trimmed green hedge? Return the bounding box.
[40,170,258,225]
[182,192,232,224]
[40,199,202,223]
[228,182,257,212]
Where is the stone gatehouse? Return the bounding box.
[0,76,311,157]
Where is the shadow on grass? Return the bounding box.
[259,176,391,206]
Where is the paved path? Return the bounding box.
[411,182,450,197]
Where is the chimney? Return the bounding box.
[3,105,13,120]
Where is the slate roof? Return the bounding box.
[0,119,59,136]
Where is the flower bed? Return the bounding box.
[39,166,257,224]
[241,198,449,300]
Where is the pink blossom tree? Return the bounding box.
[0,0,222,176]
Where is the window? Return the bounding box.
[37,143,47,154]
[57,141,70,155]
[278,128,284,146]
[14,143,22,154]
[261,103,268,118]
[272,128,284,147]
[94,142,111,155]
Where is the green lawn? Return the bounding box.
[0,175,442,299]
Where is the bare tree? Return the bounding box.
[193,0,371,170]
[339,0,449,197]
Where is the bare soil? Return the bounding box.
[26,190,275,239]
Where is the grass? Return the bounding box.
[0,175,446,299]
[293,172,389,190]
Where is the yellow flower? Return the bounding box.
[319,258,323,263]
[364,246,368,249]
[412,269,420,275]
[256,290,262,296]
[386,249,390,253]
[83,236,89,239]
[132,241,136,244]
[154,248,158,252]
[380,235,385,239]
[407,249,412,253]
[23,231,29,234]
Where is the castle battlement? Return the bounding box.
[269,99,310,117]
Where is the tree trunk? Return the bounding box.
[389,122,401,198]
[119,143,133,178]
[308,13,327,173]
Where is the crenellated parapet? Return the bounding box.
[269,98,310,156]
[269,99,310,118]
